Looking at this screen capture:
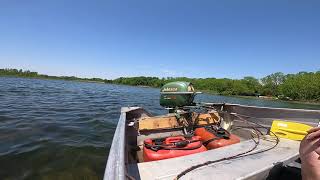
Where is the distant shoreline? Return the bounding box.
[1,68,320,105]
[192,90,320,105]
[0,75,107,84]
[2,75,320,106]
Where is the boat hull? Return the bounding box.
[104,103,320,180]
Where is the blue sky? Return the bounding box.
[0,0,319,79]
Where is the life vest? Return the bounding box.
[143,135,207,162]
[194,127,240,150]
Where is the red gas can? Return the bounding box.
[194,127,240,150]
[143,136,207,162]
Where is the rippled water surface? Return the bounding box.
[1,77,320,180]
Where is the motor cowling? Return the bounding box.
[160,81,198,108]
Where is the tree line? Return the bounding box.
[111,72,320,102]
[0,68,111,83]
[1,68,319,102]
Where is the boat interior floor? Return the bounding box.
[124,110,303,180]
[127,136,300,180]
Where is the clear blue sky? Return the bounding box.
[0,0,319,79]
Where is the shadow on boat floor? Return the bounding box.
[267,161,301,180]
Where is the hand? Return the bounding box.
[299,127,320,180]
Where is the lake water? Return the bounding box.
[1,77,320,180]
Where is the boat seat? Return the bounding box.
[138,112,220,132]
[138,115,181,131]
[128,136,300,180]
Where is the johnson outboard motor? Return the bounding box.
[160,81,200,112]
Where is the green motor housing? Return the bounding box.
[160,81,196,108]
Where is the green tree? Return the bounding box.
[261,72,285,96]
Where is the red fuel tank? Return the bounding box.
[143,136,207,162]
[194,127,240,150]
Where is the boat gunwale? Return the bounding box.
[223,103,320,113]
[104,107,150,180]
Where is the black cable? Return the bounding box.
[175,126,262,179]
[227,112,280,157]
[174,112,279,180]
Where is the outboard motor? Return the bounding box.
[160,82,200,112]
[156,82,240,156]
